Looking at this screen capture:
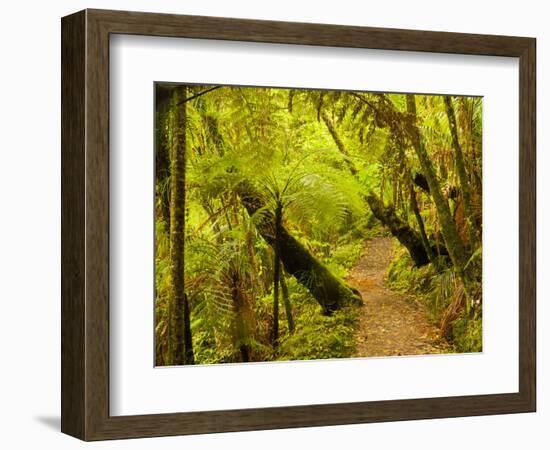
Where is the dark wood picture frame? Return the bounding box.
[61,8,536,441]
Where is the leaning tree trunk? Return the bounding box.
[405,95,469,275]
[366,192,446,266]
[168,86,194,365]
[444,96,478,249]
[238,183,362,313]
[321,111,358,175]
[394,138,437,265]
[320,95,448,268]
[320,105,440,267]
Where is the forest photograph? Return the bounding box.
[154,83,483,367]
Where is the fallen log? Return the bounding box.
[237,183,363,313]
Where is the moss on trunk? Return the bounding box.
[406,95,469,273]
[444,96,478,249]
[280,269,295,333]
[155,103,171,233]
[366,191,440,267]
[321,111,358,175]
[168,86,194,365]
[238,183,362,313]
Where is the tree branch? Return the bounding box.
[177,85,223,105]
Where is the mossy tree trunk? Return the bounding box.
[168,86,194,365]
[366,191,442,267]
[394,138,437,265]
[230,269,251,363]
[155,102,171,234]
[321,95,447,268]
[238,184,362,313]
[443,96,478,249]
[321,111,358,175]
[321,104,438,267]
[280,268,295,334]
[271,202,282,347]
[407,180,436,264]
[405,95,469,274]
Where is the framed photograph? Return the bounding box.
[61,9,536,441]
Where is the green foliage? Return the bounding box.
[155,83,483,365]
[387,247,435,294]
[330,241,364,271]
[451,315,482,353]
[278,303,359,361]
[387,247,481,353]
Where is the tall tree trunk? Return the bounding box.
[230,270,251,363]
[406,95,469,275]
[155,103,171,234]
[394,138,437,265]
[272,203,282,347]
[280,268,295,334]
[443,96,478,249]
[168,86,194,365]
[182,293,194,364]
[238,183,362,313]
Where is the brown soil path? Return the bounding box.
[347,236,450,357]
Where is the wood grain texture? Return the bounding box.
[60,8,537,441]
[61,10,86,439]
[88,8,532,56]
[518,38,536,408]
[85,10,111,439]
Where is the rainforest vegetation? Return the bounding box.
[154,83,483,366]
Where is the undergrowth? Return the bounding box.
[277,301,359,361]
[191,230,366,365]
[387,246,482,353]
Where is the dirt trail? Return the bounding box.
[347,237,450,357]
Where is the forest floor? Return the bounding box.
[347,236,451,357]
